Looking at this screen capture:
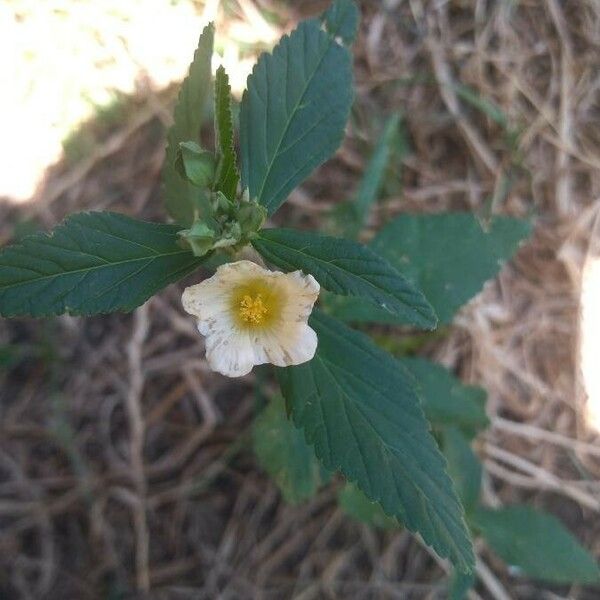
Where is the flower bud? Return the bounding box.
[175,141,216,188]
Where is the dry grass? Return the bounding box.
[1,0,600,598]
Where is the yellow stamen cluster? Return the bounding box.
[239,293,268,324]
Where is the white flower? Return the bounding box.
[182,260,320,377]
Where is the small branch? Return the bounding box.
[485,444,600,511]
[547,0,575,217]
[492,416,600,458]
[126,303,151,592]
[476,557,512,600]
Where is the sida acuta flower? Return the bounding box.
[182,260,320,377]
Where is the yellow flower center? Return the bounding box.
[239,293,268,324]
[230,277,284,330]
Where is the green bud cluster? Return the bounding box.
[174,141,216,188]
[175,140,266,258]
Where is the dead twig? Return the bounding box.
[125,303,151,592]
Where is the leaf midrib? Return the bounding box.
[0,248,196,292]
[305,351,472,569]
[254,24,334,206]
[256,233,432,320]
[309,314,473,568]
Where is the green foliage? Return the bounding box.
[370,327,450,358]
[321,0,359,46]
[253,228,437,329]
[163,23,214,225]
[175,141,216,188]
[452,83,509,129]
[329,213,532,325]
[253,395,326,504]
[214,66,239,200]
[442,428,482,513]
[352,114,401,232]
[178,219,218,257]
[0,212,203,317]
[372,213,532,323]
[472,506,600,584]
[239,17,353,215]
[321,292,401,325]
[2,12,562,593]
[180,193,267,258]
[448,570,476,600]
[338,483,398,529]
[400,357,488,438]
[334,113,401,239]
[278,310,474,572]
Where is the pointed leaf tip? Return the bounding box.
[0,212,203,317]
[279,311,475,572]
[253,228,437,329]
[162,23,215,225]
[321,0,360,46]
[214,65,239,200]
[240,19,353,215]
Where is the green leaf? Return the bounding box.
[253,395,326,504]
[331,113,400,239]
[353,113,400,230]
[452,83,509,129]
[338,483,398,530]
[0,212,203,317]
[400,357,489,438]
[442,428,482,513]
[448,570,476,600]
[278,311,475,572]
[472,506,600,584]
[163,23,215,225]
[253,228,437,329]
[321,0,359,46]
[239,18,353,215]
[214,65,239,200]
[330,213,532,325]
[175,141,215,188]
[321,292,403,324]
[372,213,532,324]
[178,219,217,258]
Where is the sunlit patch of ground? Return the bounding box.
[0,0,276,203]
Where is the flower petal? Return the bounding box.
[182,260,320,377]
[253,322,318,367]
[204,326,256,377]
[279,271,320,321]
[213,260,270,284]
[182,270,234,335]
